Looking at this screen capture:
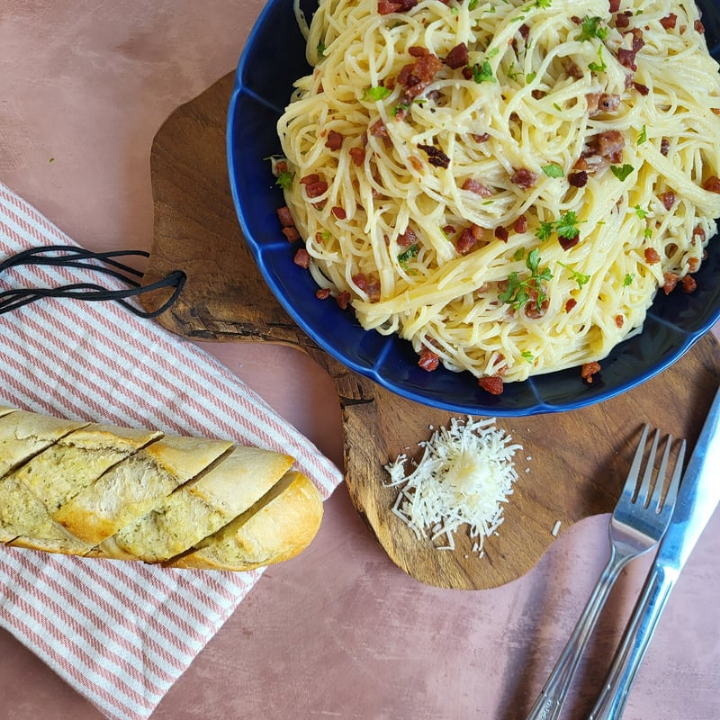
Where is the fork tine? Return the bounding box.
[636,428,660,507]
[657,438,686,517]
[649,434,673,512]
[624,424,650,498]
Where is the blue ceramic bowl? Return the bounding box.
[227,0,720,417]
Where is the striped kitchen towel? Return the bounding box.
[0,180,343,719]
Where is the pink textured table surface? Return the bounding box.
[1,2,719,719]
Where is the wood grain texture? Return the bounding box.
[143,72,720,590]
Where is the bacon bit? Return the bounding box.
[659,191,676,210]
[352,273,381,302]
[564,59,584,79]
[510,168,538,189]
[494,226,509,243]
[282,227,301,242]
[573,157,589,172]
[462,178,493,197]
[596,130,625,160]
[293,248,310,268]
[645,247,661,264]
[525,296,549,319]
[682,275,698,293]
[300,173,320,185]
[713,108,720,115]
[325,130,344,150]
[397,52,444,105]
[445,43,469,69]
[315,231,327,243]
[568,170,588,188]
[349,147,365,166]
[617,28,645,71]
[581,361,601,384]
[615,11,631,29]
[660,13,678,30]
[565,298,578,313]
[332,206,347,219]
[443,224,456,236]
[472,133,490,143]
[277,206,295,227]
[304,180,328,199]
[478,376,504,396]
[518,23,530,41]
[633,82,650,96]
[315,288,331,300]
[397,228,417,247]
[609,0,621,12]
[663,272,680,294]
[377,0,418,14]
[417,349,440,372]
[370,119,389,138]
[336,290,351,309]
[692,226,706,245]
[703,176,720,193]
[457,227,481,255]
[410,156,424,172]
[615,315,625,328]
[696,19,705,33]
[514,215,528,233]
[587,93,621,117]
[688,256,701,272]
[418,144,450,169]
[660,138,670,156]
[559,235,580,251]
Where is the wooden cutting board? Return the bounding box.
[141,72,720,590]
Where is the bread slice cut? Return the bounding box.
[53,434,234,545]
[96,445,294,563]
[0,411,89,478]
[0,407,18,420]
[14,422,162,513]
[167,470,323,571]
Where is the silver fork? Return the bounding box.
[525,425,686,720]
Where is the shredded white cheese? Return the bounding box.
[384,416,522,557]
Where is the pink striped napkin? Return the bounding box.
[0,180,343,719]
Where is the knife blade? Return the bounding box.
[589,383,720,719]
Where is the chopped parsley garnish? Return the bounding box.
[468,0,480,9]
[534,0,552,8]
[541,163,564,178]
[317,42,326,58]
[525,71,537,83]
[471,60,497,83]
[588,44,607,73]
[513,247,526,261]
[507,61,519,80]
[362,86,391,102]
[623,273,635,286]
[634,205,648,218]
[398,244,419,267]
[610,163,635,181]
[637,125,647,145]
[521,350,534,363]
[499,248,553,310]
[537,212,581,241]
[558,261,590,288]
[275,171,293,189]
[319,230,332,242]
[578,16,609,42]
[553,102,562,111]
[644,227,653,238]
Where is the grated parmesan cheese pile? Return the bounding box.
[384,416,522,557]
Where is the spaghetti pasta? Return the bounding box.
[277,0,720,390]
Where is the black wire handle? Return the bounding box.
[0,245,186,319]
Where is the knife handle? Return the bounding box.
[588,565,677,720]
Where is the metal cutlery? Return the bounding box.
[588,384,720,719]
[526,425,686,720]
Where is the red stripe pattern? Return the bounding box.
[0,182,343,719]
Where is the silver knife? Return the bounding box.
[588,383,720,719]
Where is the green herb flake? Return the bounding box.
[398,244,419,267]
[499,248,553,310]
[644,227,653,238]
[536,220,555,241]
[558,261,590,288]
[472,60,497,83]
[320,230,332,242]
[541,163,564,178]
[276,171,294,190]
[623,273,635,286]
[525,71,537,83]
[535,0,552,7]
[610,163,634,181]
[553,102,562,111]
[634,204,647,219]
[637,125,647,145]
[317,41,326,58]
[362,86,391,102]
[513,247,526,261]
[556,211,581,240]
[588,44,607,73]
[521,350,535,363]
[578,16,608,42]
[468,0,480,9]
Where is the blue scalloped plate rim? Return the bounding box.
[227,0,720,417]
